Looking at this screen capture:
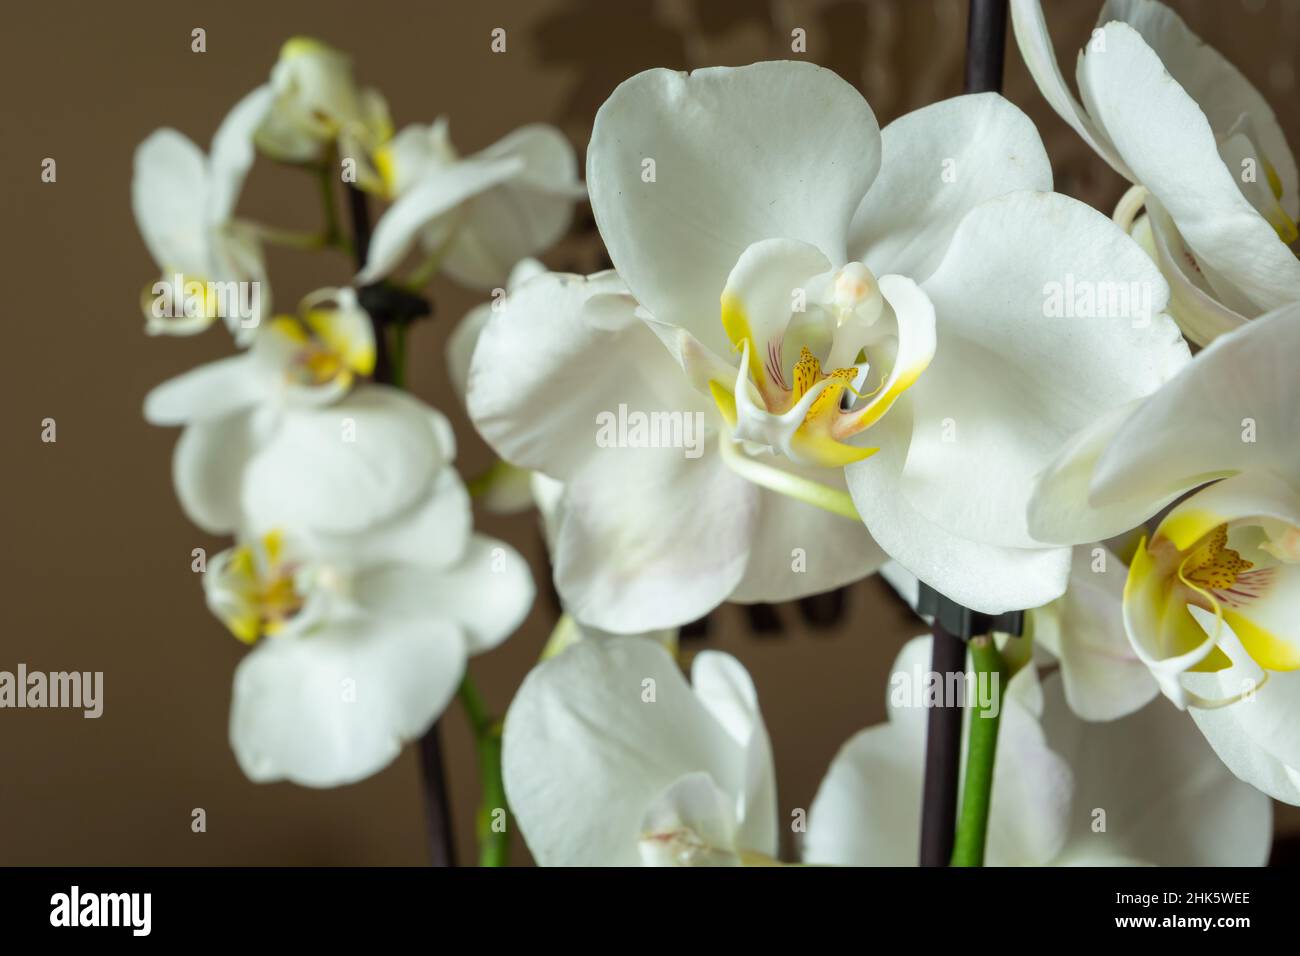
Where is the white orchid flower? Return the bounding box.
[502,637,777,866]
[882,544,1157,722]
[254,37,392,172]
[1012,0,1300,345]
[805,635,1271,866]
[142,288,441,539]
[133,86,274,342]
[209,502,533,787]
[1030,303,1300,801]
[357,119,585,289]
[468,60,1188,628]
[469,266,888,631]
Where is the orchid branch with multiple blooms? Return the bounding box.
[135,0,1299,867]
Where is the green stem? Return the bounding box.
[950,636,1007,867]
[316,156,343,249]
[251,223,333,250]
[389,323,408,388]
[245,157,349,254]
[459,674,510,867]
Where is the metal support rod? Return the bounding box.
[416,723,458,867]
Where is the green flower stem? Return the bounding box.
[950,635,1007,867]
[316,157,342,249]
[251,224,333,250]
[389,323,408,389]
[458,674,510,867]
[246,157,349,254]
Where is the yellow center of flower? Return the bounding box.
[267,299,376,392]
[1131,516,1297,679]
[208,531,307,644]
[713,259,930,470]
[793,346,859,424]
[1178,524,1253,593]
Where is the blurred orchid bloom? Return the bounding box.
[210,512,532,787]
[468,60,1189,629]
[357,119,585,289]
[805,636,1271,866]
[1030,303,1300,802]
[1012,0,1300,345]
[502,637,777,866]
[882,543,1158,722]
[143,288,446,542]
[254,37,392,172]
[132,86,273,343]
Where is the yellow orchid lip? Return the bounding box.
[208,531,307,644]
[718,265,921,469]
[268,290,377,392]
[1125,534,1233,679]
[1129,512,1297,695]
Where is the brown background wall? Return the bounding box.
[2,0,1297,865]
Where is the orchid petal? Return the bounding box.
[850,92,1053,282]
[587,61,880,357]
[502,638,765,866]
[1078,22,1300,311]
[230,616,465,788]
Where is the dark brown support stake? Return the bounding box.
[919,616,966,867]
[416,724,458,868]
[964,0,1009,95]
[343,178,451,867]
[913,0,1015,870]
